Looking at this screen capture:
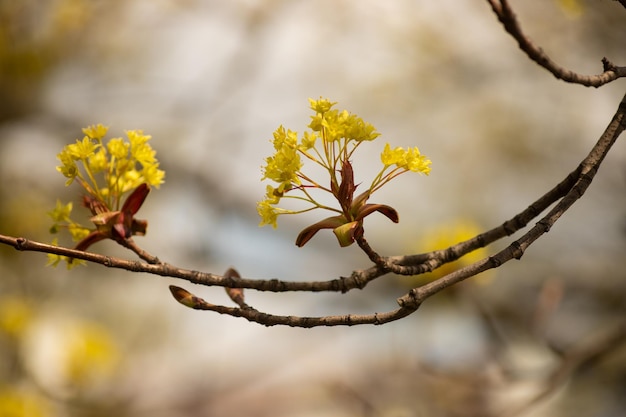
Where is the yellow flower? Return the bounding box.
[261,146,302,186]
[319,109,346,141]
[405,146,431,174]
[310,107,379,142]
[82,124,109,140]
[380,144,431,174]
[262,185,278,204]
[120,169,142,192]
[271,126,298,151]
[141,163,165,188]
[88,148,108,173]
[308,113,324,132]
[67,137,98,160]
[126,129,151,147]
[346,116,379,142]
[257,200,279,228]
[48,200,73,223]
[299,131,317,151]
[309,97,336,114]
[68,224,91,241]
[380,143,405,167]
[56,148,79,183]
[132,143,157,165]
[106,137,129,159]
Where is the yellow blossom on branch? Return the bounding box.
[258,98,432,247]
[48,124,165,267]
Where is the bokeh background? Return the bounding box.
[1,1,625,416]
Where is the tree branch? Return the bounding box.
[116,237,161,264]
[360,162,581,277]
[0,235,375,293]
[400,90,626,307]
[169,285,416,327]
[1,87,624,326]
[486,0,626,87]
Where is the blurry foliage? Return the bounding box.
[0,296,33,340]
[557,0,584,17]
[0,0,90,120]
[0,2,143,416]
[0,294,125,417]
[0,386,50,417]
[56,321,120,391]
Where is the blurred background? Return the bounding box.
[0,0,625,416]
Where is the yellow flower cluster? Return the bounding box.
[381,143,431,174]
[49,124,164,266]
[261,126,303,192]
[308,99,379,143]
[257,98,432,238]
[56,124,164,206]
[259,98,380,228]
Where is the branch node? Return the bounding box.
[502,220,518,235]
[373,312,382,325]
[511,240,524,260]
[602,57,614,72]
[397,288,421,310]
[489,254,503,268]
[347,271,368,290]
[15,237,27,250]
[536,218,552,234]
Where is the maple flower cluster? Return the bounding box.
[258,98,431,247]
[48,124,164,267]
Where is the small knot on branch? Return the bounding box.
[602,57,616,72]
[397,288,422,310]
[15,237,27,250]
[511,240,524,260]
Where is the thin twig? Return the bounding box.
[1,85,625,326]
[486,0,626,87]
[399,91,626,307]
[116,237,161,264]
[363,163,581,277]
[0,235,384,293]
[0,89,624,328]
[169,285,416,327]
